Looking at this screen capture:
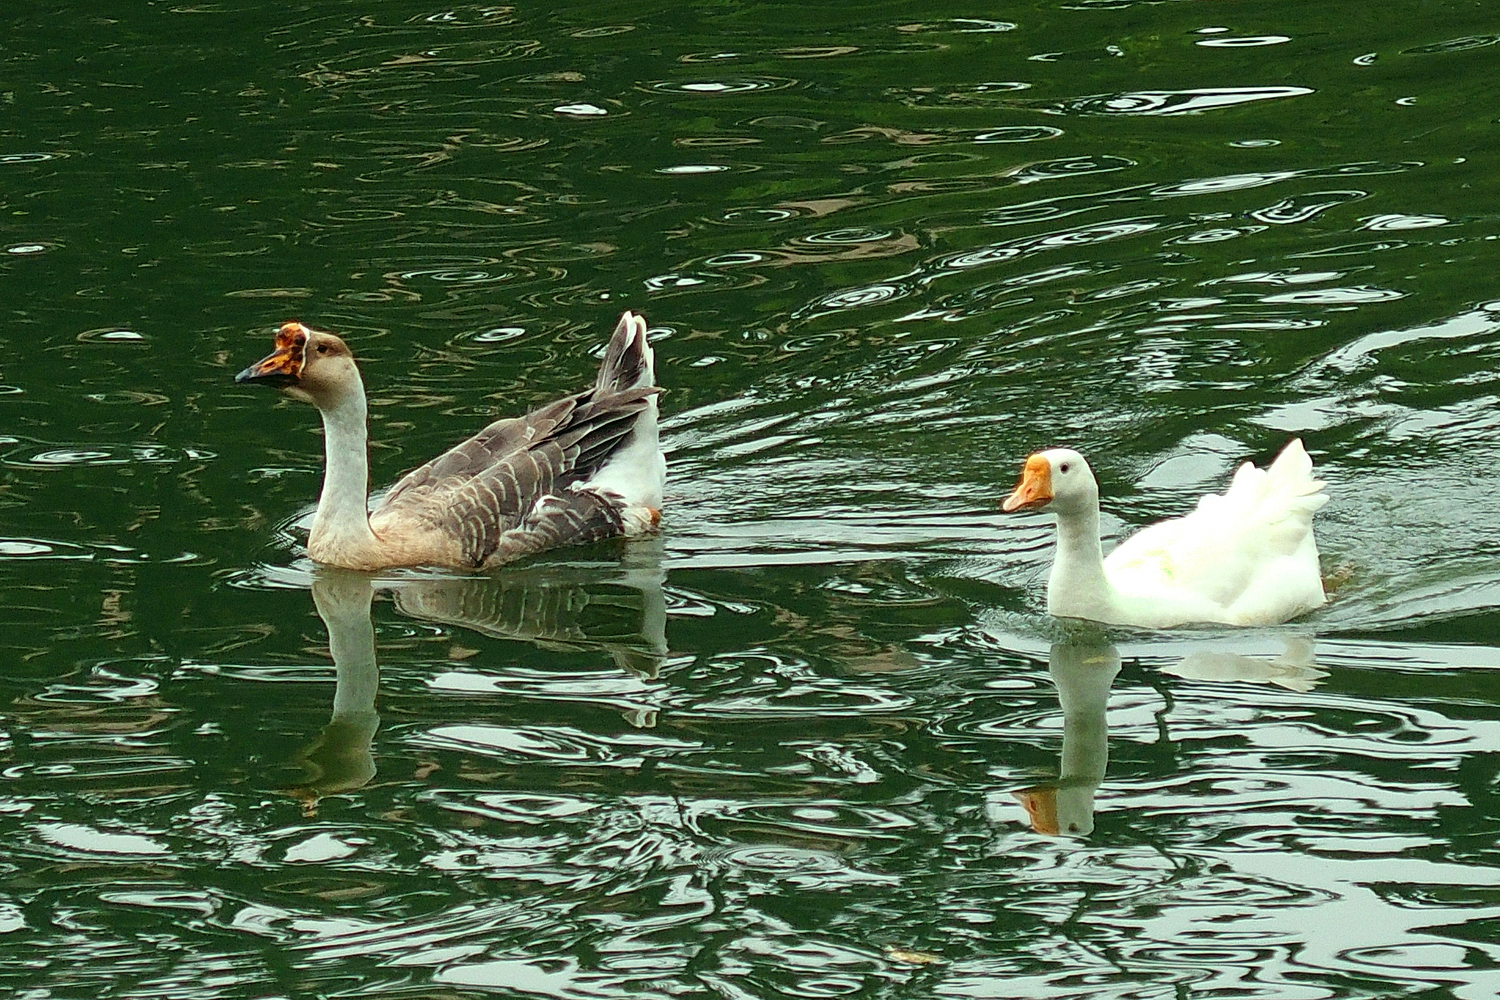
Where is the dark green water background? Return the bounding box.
[4,3,1500,998]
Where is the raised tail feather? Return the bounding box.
[596,311,655,394]
[580,310,665,520]
[1203,438,1327,536]
[1259,438,1329,516]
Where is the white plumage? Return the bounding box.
[1002,439,1328,628]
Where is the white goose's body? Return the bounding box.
[1003,440,1327,629]
[238,311,664,572]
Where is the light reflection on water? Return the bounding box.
[2,0,1500,997]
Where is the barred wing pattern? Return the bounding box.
[371,314,660,568]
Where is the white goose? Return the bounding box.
[1002,439,1327,628]
[236,311,664,572]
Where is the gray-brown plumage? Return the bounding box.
[236,311,665,571]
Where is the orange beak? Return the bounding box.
[1001,454,1053,512]
[236,322,310,386]
[1013,786,1060,835]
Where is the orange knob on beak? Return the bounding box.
[1001,454,1053,512]
[236,322,310,386]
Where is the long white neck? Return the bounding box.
[1046,501,1119,623]
[308,387,381,558]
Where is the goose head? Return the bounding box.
[236,321,361,408]
[1002,448,1099,516]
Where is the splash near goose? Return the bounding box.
[1002,439,1327,629]
[236,311,665,571]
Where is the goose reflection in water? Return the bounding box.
[1013,642,1119,838]
[1014,635,1325,837]
[285,548,669,812]
[1163,635,1325,692]
[290,571,382,810]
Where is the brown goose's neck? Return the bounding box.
[307,386,382,566]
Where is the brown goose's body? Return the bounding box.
[237,311,664,571]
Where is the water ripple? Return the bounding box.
[554,102,608,117]
[686,651,915,718]
[646,77,796,95]
[1249,190,1366,225]
[1169,225,1269,244]
[1196,35,1292,48]
[711,800,915,842]
[4,442,215,468]
[410,6,518,27]
[655,163,739,175]
[931,219,1161,274]
[1310,160,1424,177]
[36,664,159,703]
[975,125,1064,143]
[1152,171,1303,196]
[1287,240,1408,258]
[0,538,93,560]
[1404,34,1500,54]
[800,227,895,245]
[891,81,1033,108]
[719,206,805,225]
[1051,86,1314,116]
[35,822,169,857]
[415,724,595,762]
[1260,286,1405,304]
[389,264,528,284]
[76,328,147,343]
[1361,213,1449,230]
[1013,155,1136,183]
[0,151,66,164]
[797,282,913,316]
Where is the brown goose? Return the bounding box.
[236,311,664,571]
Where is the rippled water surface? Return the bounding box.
[4,3,1500,997]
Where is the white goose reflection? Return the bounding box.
[1161,635,1324,692]
[1015,634,1324,837]
[1013,642,1119,838]
[286,550,669,810]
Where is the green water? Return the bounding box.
[4,3,1500,997]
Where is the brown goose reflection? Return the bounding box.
[387,553,669,680]
[1014,636,1325,837]
[286,549,669,811]
[288,571,382,812]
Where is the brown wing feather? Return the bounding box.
[380,396,576,507]
[478,488,627,567]
[372,384,659,568]
[369,311,661,569]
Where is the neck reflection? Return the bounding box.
[285,547,670,812]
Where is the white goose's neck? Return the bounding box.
[308,388,381,562]
[1046,502,1118,623]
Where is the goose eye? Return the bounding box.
[1059,462,1070,473]
[316,344,329,354]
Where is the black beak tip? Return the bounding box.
[236,367,297,388]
